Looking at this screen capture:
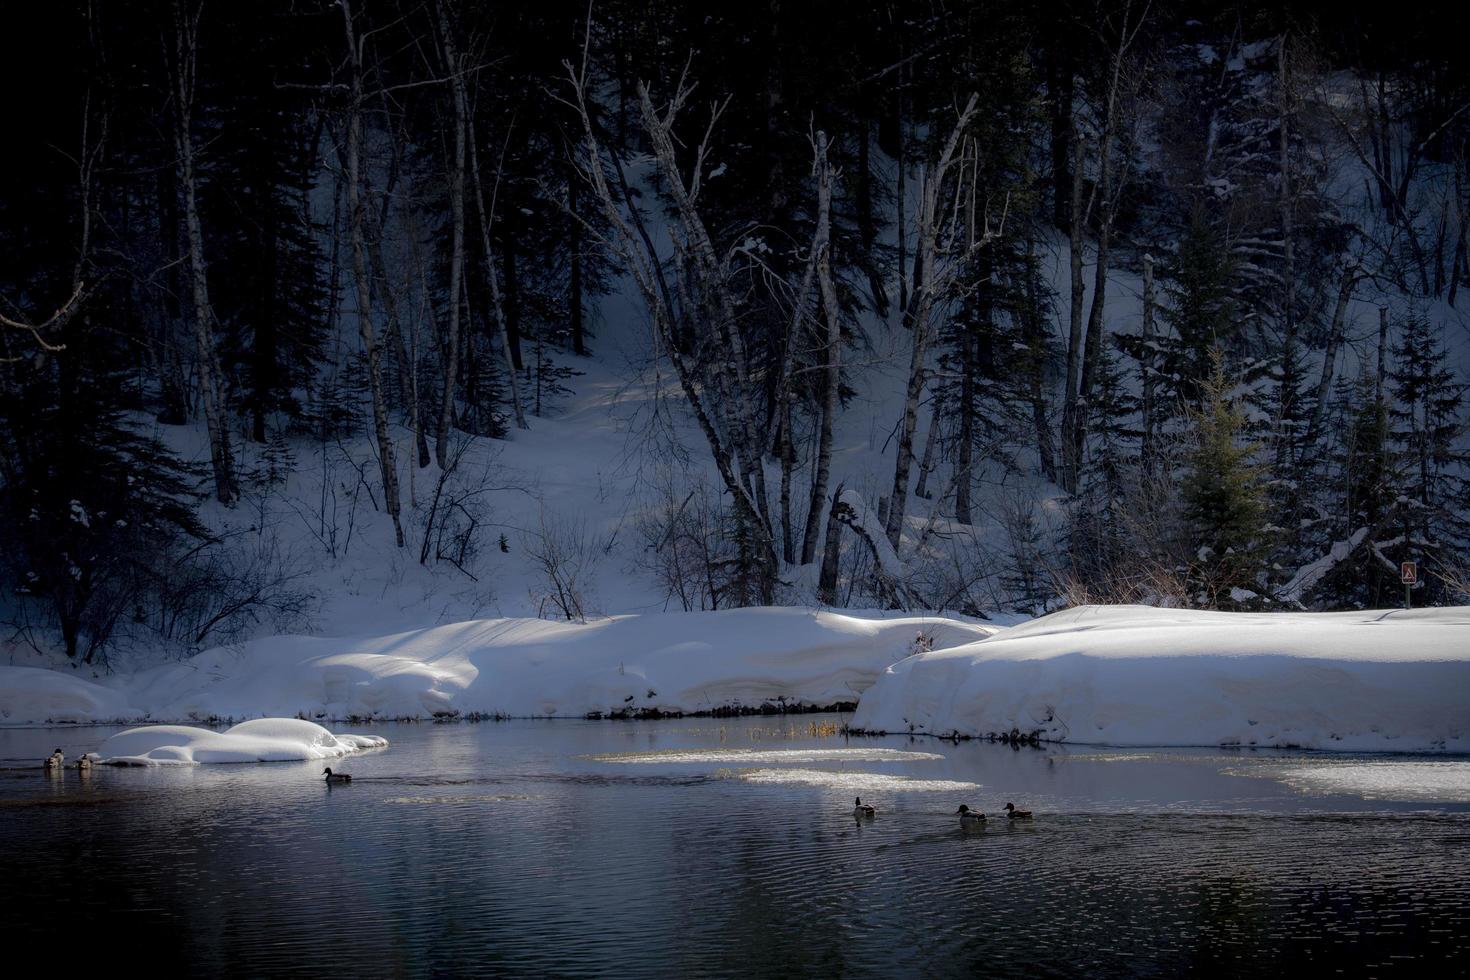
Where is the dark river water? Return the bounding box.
[1,717,1467,977]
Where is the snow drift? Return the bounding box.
[851,605,1470,752]
[96,718,388,765]
[0,608,995,724]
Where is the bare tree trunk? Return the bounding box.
[1272,33,1299,471]
[341,0,403,547]
[855,114,888,318]
[1376,306,1389,402]
[364,185,431,469]
[568,167,588,355]
[914,394,941,502]
[171,0,236,507]
[1140,251,1157,473]
[434,0,470,465]
[954,314,974,523]
[564,58,779,600]
[801,133,839,565]
[817,483,845,604]
[778,393,795,565]
[896,50,908,321]
[1074,100,1119,484]
[466,113,528,430]
[1301,265,1358,460]
[1060,130,1087,495]
[884,96,982,550]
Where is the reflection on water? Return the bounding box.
[0,718,1466,977]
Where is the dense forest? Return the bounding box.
[2,0,1468,663]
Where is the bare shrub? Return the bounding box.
[524,509,603,621]
[634,476,762,611]
[146,527,316,652]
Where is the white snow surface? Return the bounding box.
[96,718,388,766]
[851,604,1470,752]
[0,608,994,724]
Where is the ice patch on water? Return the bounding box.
[737,768,980,792]
[590,748,943,765]
[1243,762,1470,802]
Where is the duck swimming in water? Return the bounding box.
[1002,802,1032,820]
[955,804,986,825]
[852,796,876,817]
[323,767,352,783]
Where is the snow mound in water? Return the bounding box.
[97,718,388,765]
[851,605,1470,752]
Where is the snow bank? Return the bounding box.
[0,608,995,724]
[96,718,388,766]
[0,666,136,724]
[851,605,1470,752]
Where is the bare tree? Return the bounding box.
[562,53,780,600]
[169,0,237,506]
[465,111,529,431]
[882,93,988,549]
[1062,0,1150,495]
[799,130,839,565]
[339,0,404,546]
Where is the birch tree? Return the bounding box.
[340,0,404,547]
[170,0,237,506]
[882,94,985,549]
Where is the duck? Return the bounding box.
[323,767,352,783]
[852,796,876,817]
[1002,802,1033,820]
[43,749,64,770]
[955,804,986,825]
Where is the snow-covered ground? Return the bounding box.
[851,604,1470,752]
[95,718,387,766]
[4,604,1465,757]
[0,608,995,725]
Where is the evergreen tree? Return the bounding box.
[1388,311,1468,601]
[1180,352,1271,608]
[0,319,206,662]
[1159,212,1238,408]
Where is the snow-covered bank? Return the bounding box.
[97,718,388,765]
[0,608,996,725]
[851,605,1470,753]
